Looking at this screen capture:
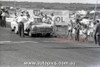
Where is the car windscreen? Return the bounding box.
[34,18,51,24]
[34,18,42,23]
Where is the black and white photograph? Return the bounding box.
[0,0,100,67]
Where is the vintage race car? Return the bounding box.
[28,18,53,37]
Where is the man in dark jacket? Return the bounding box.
[0,10,2,26]
[94,20,100,46]
[1,10,6,27]
[75,18,81,41]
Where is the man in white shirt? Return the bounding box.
[17,14,25,37]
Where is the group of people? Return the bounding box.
[40,12,54,25]
[67,17,84,40]
[67,15,100,46]
[15,10,30,37]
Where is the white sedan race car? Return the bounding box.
[28,18,54,37]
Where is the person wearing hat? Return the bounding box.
[94,20,100,46]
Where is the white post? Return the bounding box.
[93,0,98,21]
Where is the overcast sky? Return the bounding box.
[0,0,100,4]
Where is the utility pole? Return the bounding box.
[93,0,98,22]
[13,0,17,10]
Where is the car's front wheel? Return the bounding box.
[29,31,33,37]
[14,27,18,34]
[45,33,52,37]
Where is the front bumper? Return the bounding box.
[31,27,53,34]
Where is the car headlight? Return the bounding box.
[35,26,37,28]
[51,26,53,28]
[51,26,53,29]
[33,26,37,30]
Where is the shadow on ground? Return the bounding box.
[46,46,100,49]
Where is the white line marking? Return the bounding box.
[12,41,38,43]
[0,41,11,44]
[21,41,38,43]
[0,41,38,44]
[12,41,25,43]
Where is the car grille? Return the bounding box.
[35,27,52,32]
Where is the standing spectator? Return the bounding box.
[50,13,55,26]
[67,20,73,38]
[67,23,72,38]
[82,24,88,41]
[23,12,29,31]
[50,13,56,36]
[94,20,100,45]
[1,10,6,27]
[17,13,25,37]
[0,10,2,26]
[93,21,98,44]
[75,18,81,41]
